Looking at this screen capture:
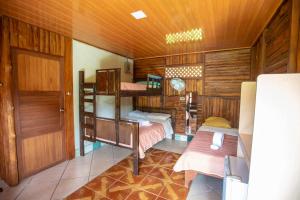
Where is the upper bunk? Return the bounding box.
[79,68,163,97]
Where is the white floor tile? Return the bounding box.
[0,179,9,190]
[62,164,91,179]
[89,159,114,176]
[153,138,187,154]
[206,176,223,194]
[30,165,66,185]
[68,152,93,167]
[0,177,32,200]
[187,175,213,197]
[51,177,88,200]
[16,180,57,200]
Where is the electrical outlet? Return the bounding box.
[179,96,185,101]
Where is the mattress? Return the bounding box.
[173,131,237,178]
[124,116,174,158]
[198,125,239,136]
[121,82,147,91]
[138,122,165,158]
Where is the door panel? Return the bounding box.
[19,93,62,136]
[17,54,61,91]
[12,49,65,179]
[21,131,64,178]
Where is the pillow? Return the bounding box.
[146,112,171,121]
[128,110,148,119]
[203,117,231,129]
[205,117,230,123]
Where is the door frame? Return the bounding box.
[11,48,66,180]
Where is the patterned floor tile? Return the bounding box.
[148,167,173,182]
[158,158,177,169]
[140,175,165,195]
[164,152,181,161]
[142,155,164,165]
[126,190,158,200]
[160,182,188,200]
[117,157,133,169]
[119,169,146,185]
[139,165,155,175]
[101,165,128,180]
[106,181,134,200]
[65,186,96,200]
[169,171,185,186]
[85,175,116,196]
[147,149,169,158]
[66,149,189,200]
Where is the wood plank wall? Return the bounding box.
[0,16,74,185]
[134,49,251,133]
[251,0,300,77]
[205,49,251,96]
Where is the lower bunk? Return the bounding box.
[80,108,176,176]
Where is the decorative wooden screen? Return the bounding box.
[165,65,203,78]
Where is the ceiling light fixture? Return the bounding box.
[131,10,147,19]
[166,28,203,44]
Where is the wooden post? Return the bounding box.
[0,16,19,186]
[115,69,120,146]
[160,78,164,108]
[79,71,85,156]
[132,122,139,175]
[64,37,75,159]
[258,30,267,75]
[288,0,300,72]
[298,29,300,72]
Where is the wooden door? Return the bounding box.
[12,49,66,179]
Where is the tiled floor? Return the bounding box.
[0,139,222,200]
[66,148,187,200]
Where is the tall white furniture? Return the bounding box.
[237,82,256,165]
[247,74,300,200]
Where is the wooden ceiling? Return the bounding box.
[0,0,282,59]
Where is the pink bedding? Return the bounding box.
[173,131,237,178]
[121,82,147,91]
[139,122,165,158]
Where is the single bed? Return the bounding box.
[125,111,174,158]
[174,129,238,187]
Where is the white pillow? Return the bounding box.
[146,112,171,121]
[128,110,148,119]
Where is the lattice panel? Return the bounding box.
[165,66,203,78]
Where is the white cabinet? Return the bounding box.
[247,74,300,200]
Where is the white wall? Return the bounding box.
[73,40,133,150]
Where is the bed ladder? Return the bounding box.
[79,71,97,156]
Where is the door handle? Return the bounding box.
[60,108,65,112]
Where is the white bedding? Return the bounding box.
[148,118,174,138]
[198,125,238,136]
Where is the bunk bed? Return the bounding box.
[79,68,176,175]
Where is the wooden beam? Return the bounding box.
[258,30,267,74]
[0,16,18,185]
[288,0,300,72]
[64,37,75,159]
[298,29,300,72]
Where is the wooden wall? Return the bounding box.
[134,48,251,133]
[205,49,251,96]
[0,16,74,185]
[251,0,300,77]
